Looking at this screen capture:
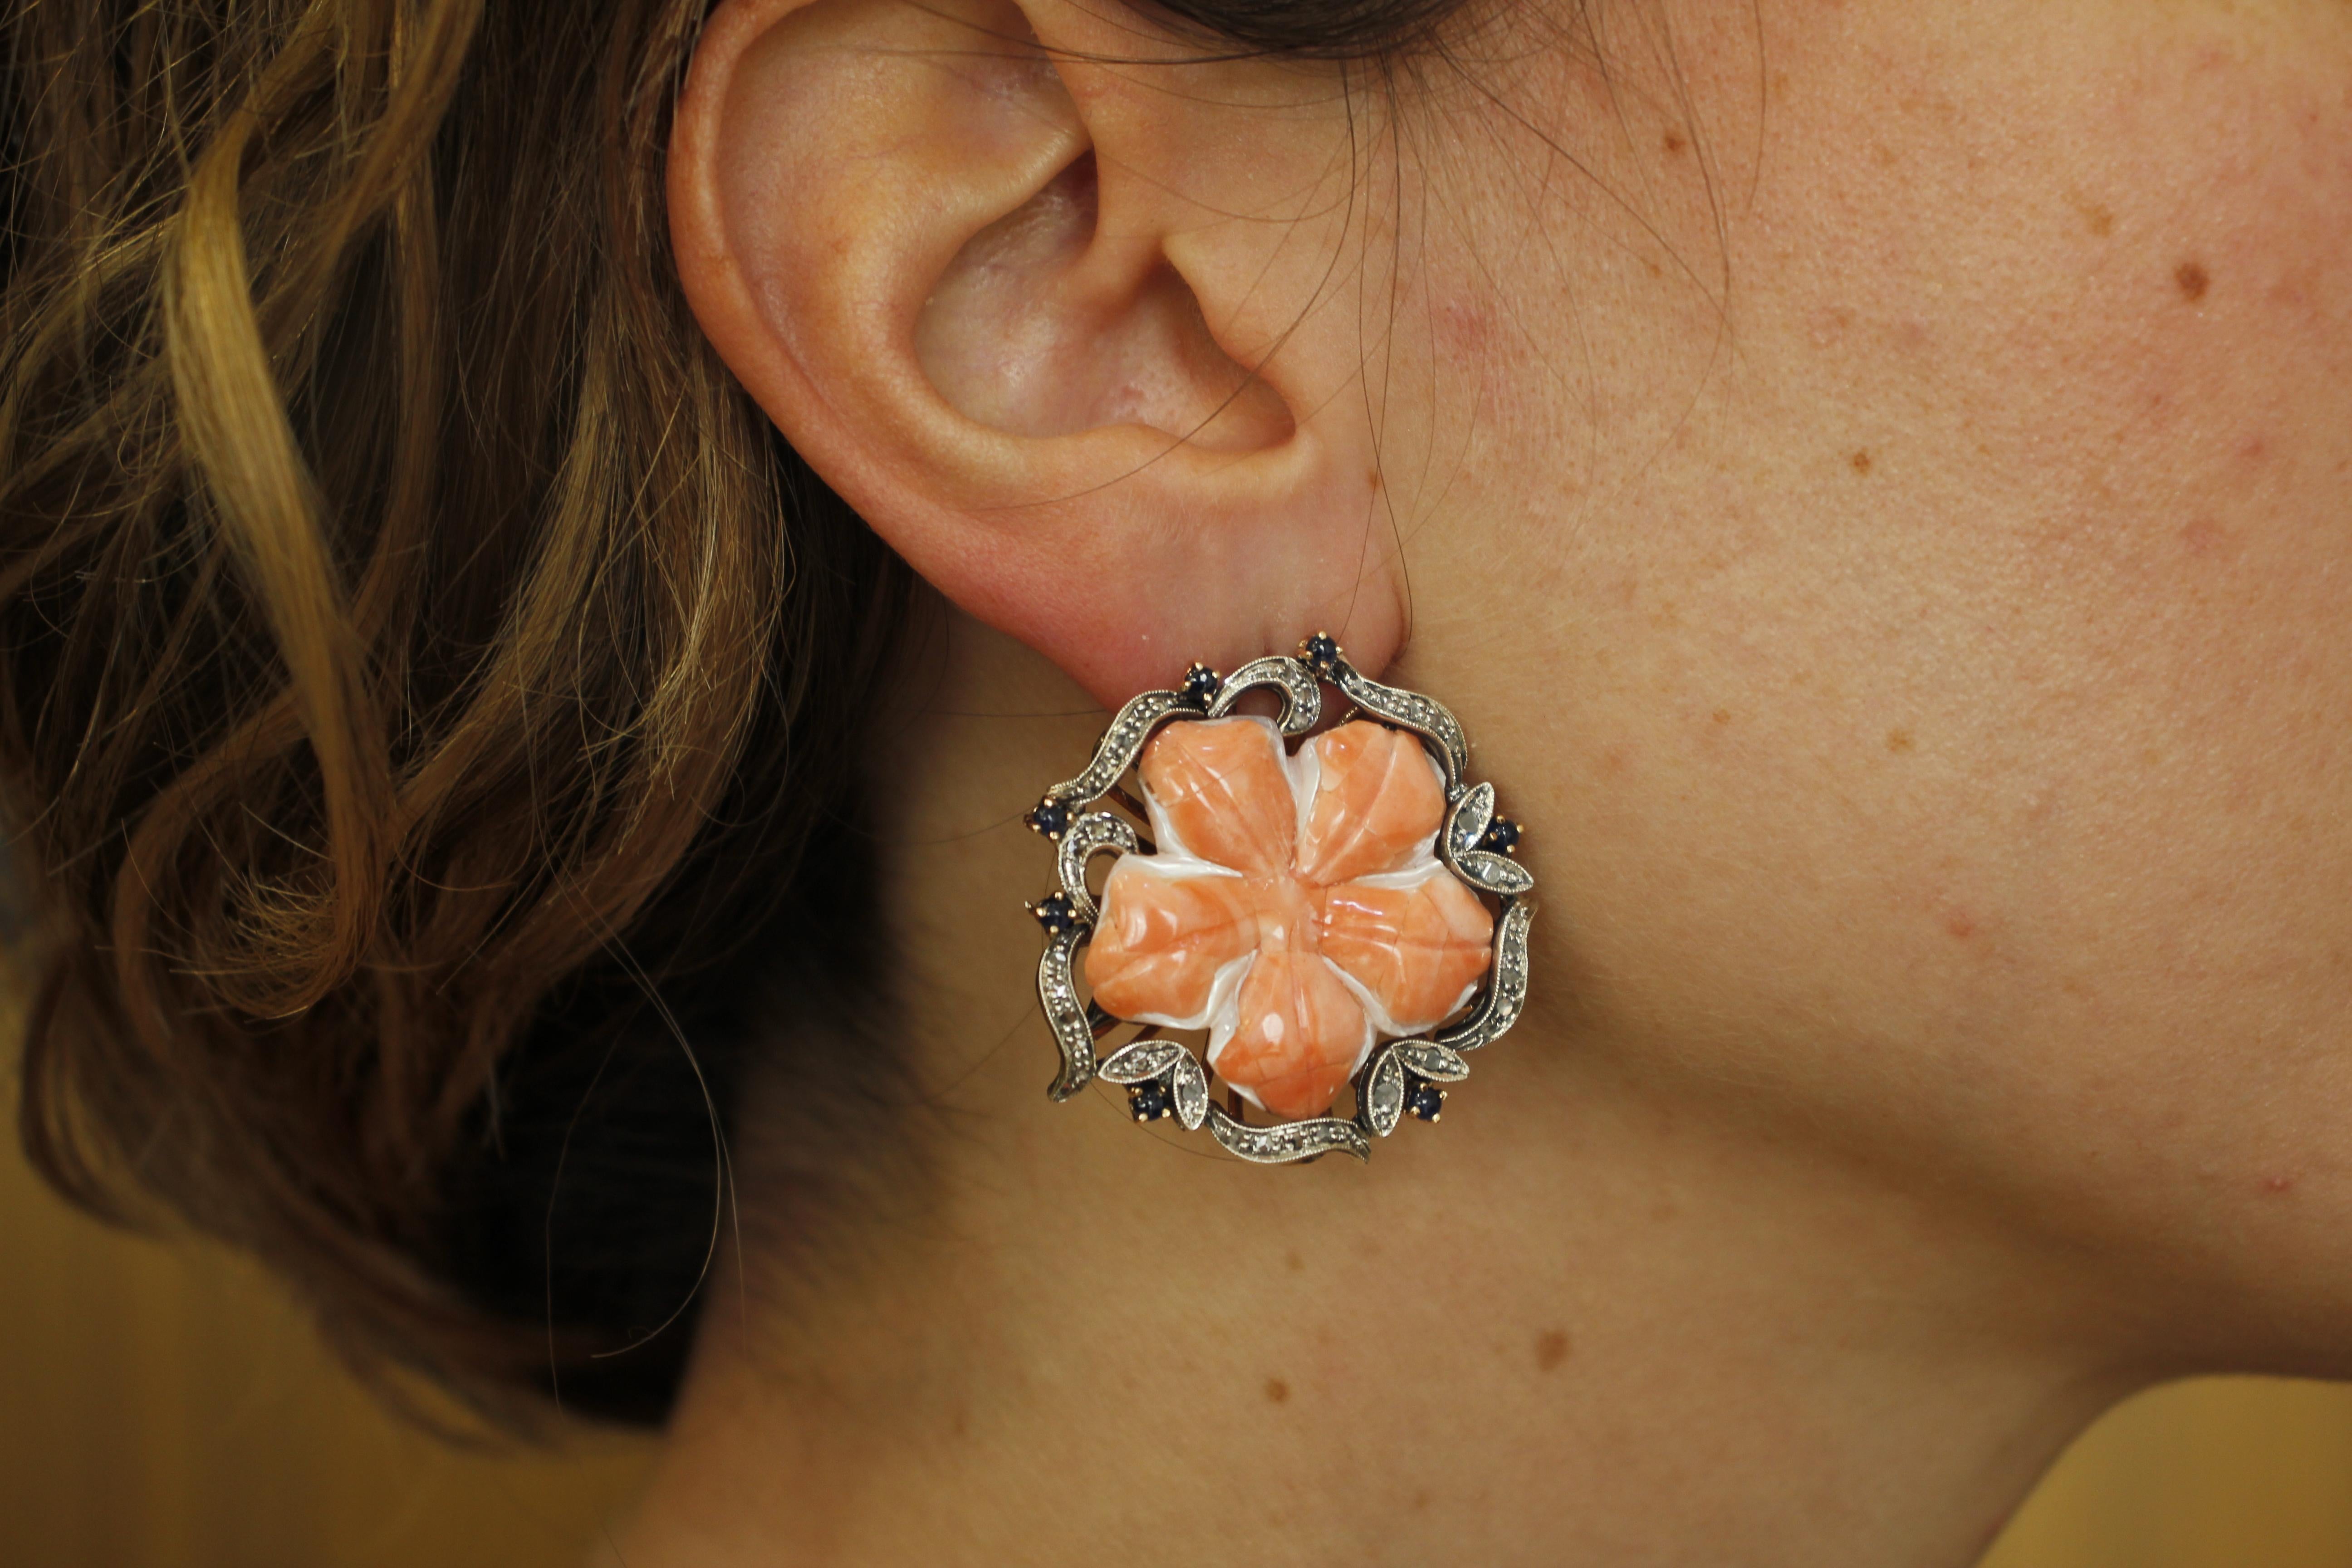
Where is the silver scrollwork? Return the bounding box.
[1057,811,1139,923]
[1207,655,1323,735]
[1043,688,1190,808]
[1434,899,1534,1054]
[1208,1104,1372,1164]
[1040,924,1096,1100]
[1332,660,1471,795]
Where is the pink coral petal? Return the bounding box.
[1318,875,1494,1032]
[1137,718,1297,878]
[1085,861,1258,1025]
[1215,949,1368,1121]
[1293,721,1447,886]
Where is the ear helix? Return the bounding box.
[669,0,1411,707]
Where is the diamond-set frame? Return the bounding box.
[1024,637,1535,1165]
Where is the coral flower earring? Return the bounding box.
[1025,636,1534,1165]
[1088,718,1493,1119]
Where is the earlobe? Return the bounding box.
[668,0,1405,705]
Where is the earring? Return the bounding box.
[1024,634,1534,1165]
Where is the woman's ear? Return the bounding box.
[668,0,1406,704]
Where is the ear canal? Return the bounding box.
[915,152,1295,454]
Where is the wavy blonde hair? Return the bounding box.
[2,0,907,1419]
[2,0,1480,1423]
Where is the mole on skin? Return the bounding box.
[1264,1377,1291,1404]
[1535,1329,1571,1372]
[2176,260,2211,302]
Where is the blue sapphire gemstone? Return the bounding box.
[1128,1080,1174,1122]
[1406,1081,1447,1122]
[1301,631,1342,676]
[1479,817,1522,856]
[1031,892,1080,935]
[1181,662,1222,707]
[1025,799,1070,838]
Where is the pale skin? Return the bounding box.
[617,0,2352,1563]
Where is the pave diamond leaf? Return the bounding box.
[1362,1045,1407,1137]
[1056,810,1139,923]
[1446,782,1496,858]
[1207,655,1324,735]
[1453,848,1534,896]
[1099,1038,1189,1085]
[1394,1041,1471,1082]
[1170,1050,1210,1131]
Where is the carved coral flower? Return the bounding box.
[1083,716,1495,1121]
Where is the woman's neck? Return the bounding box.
[609,617,2145,1568]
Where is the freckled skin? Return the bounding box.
[643,5,2352,1564]
[1393,0,2352,1360]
